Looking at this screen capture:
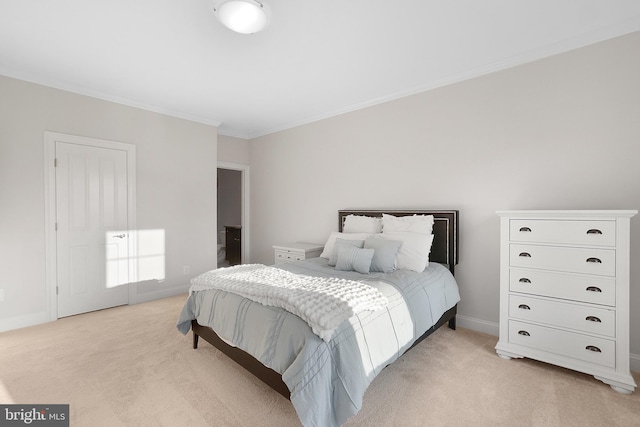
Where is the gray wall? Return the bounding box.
[248,32,640,365]
[218,134,250,164]
[0,75,218,331]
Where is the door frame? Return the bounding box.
[217,161,250,264]
[44,131,137,321]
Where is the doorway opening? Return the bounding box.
[217,162,249,267]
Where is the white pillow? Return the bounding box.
[381,231,434,272]
[382,214,434,235]
[343,215,383,233]
[319,232,372,259]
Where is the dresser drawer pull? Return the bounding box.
[586,316,602,323]
[518,330,530,337]
[519,252,531,258]
[518,278,531,283]
[586,257,602,264]
[586,286,602,293]
[585,345,602,353]
[518,304,531,310]
[586,229,603,235]
[519,227,532,232]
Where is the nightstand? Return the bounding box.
[273,242,324,264]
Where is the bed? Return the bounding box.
[177,209,459,426]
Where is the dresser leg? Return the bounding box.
[594,375,635,394]
[495,344,523,361]
[610,385,633,395]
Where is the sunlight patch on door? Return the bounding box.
[105,229,166,287]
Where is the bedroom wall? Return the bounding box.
[249,32,640,367]
[0,75,218,331]
[218,134,250,164]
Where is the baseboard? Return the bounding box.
[134,285,190,304]
[0,287,189,333]
[456,314,640,374]
[630,353,640,373]
[456,314,499,337]
[0,311,49,333]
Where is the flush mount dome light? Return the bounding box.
[214,0,269,34]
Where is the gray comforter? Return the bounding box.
[176,258,460,427]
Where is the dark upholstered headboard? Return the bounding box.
[338,210,459,275]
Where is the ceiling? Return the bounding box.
[2,1,640,139]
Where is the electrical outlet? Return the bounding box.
[183,266,190,275]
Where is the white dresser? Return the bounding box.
[496,210,637,394]
[273,242,324,264]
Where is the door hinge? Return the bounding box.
[54,158,58,167]
[55,222,58,231]
[56,286,59,295]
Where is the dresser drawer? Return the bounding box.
[510,244,616,276]
[509,295,615,337]
[509,268,616,306]
[508,320,615,368]
[510,219,615,246]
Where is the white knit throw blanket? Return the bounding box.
[189,264,388,342]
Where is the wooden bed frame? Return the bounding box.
[191,209,459,399]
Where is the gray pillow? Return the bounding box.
[335,246,374,274]
[364,236,402,273]
[328,238,365,266]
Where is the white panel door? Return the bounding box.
[56,141,130,317]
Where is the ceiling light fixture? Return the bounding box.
[214,0,269,34]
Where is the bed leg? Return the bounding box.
[193,332,199,349]
[448,316,456,330]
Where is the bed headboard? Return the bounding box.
[338,210,459,275]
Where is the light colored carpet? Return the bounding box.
[1,295,638,426]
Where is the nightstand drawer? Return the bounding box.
[275,251,305,263]
[273,242,324,264]
[509,268,616,306]
[510,219,615,246]
[509,295,615,337]
[509,320,615,368]
[510,244,616,276]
